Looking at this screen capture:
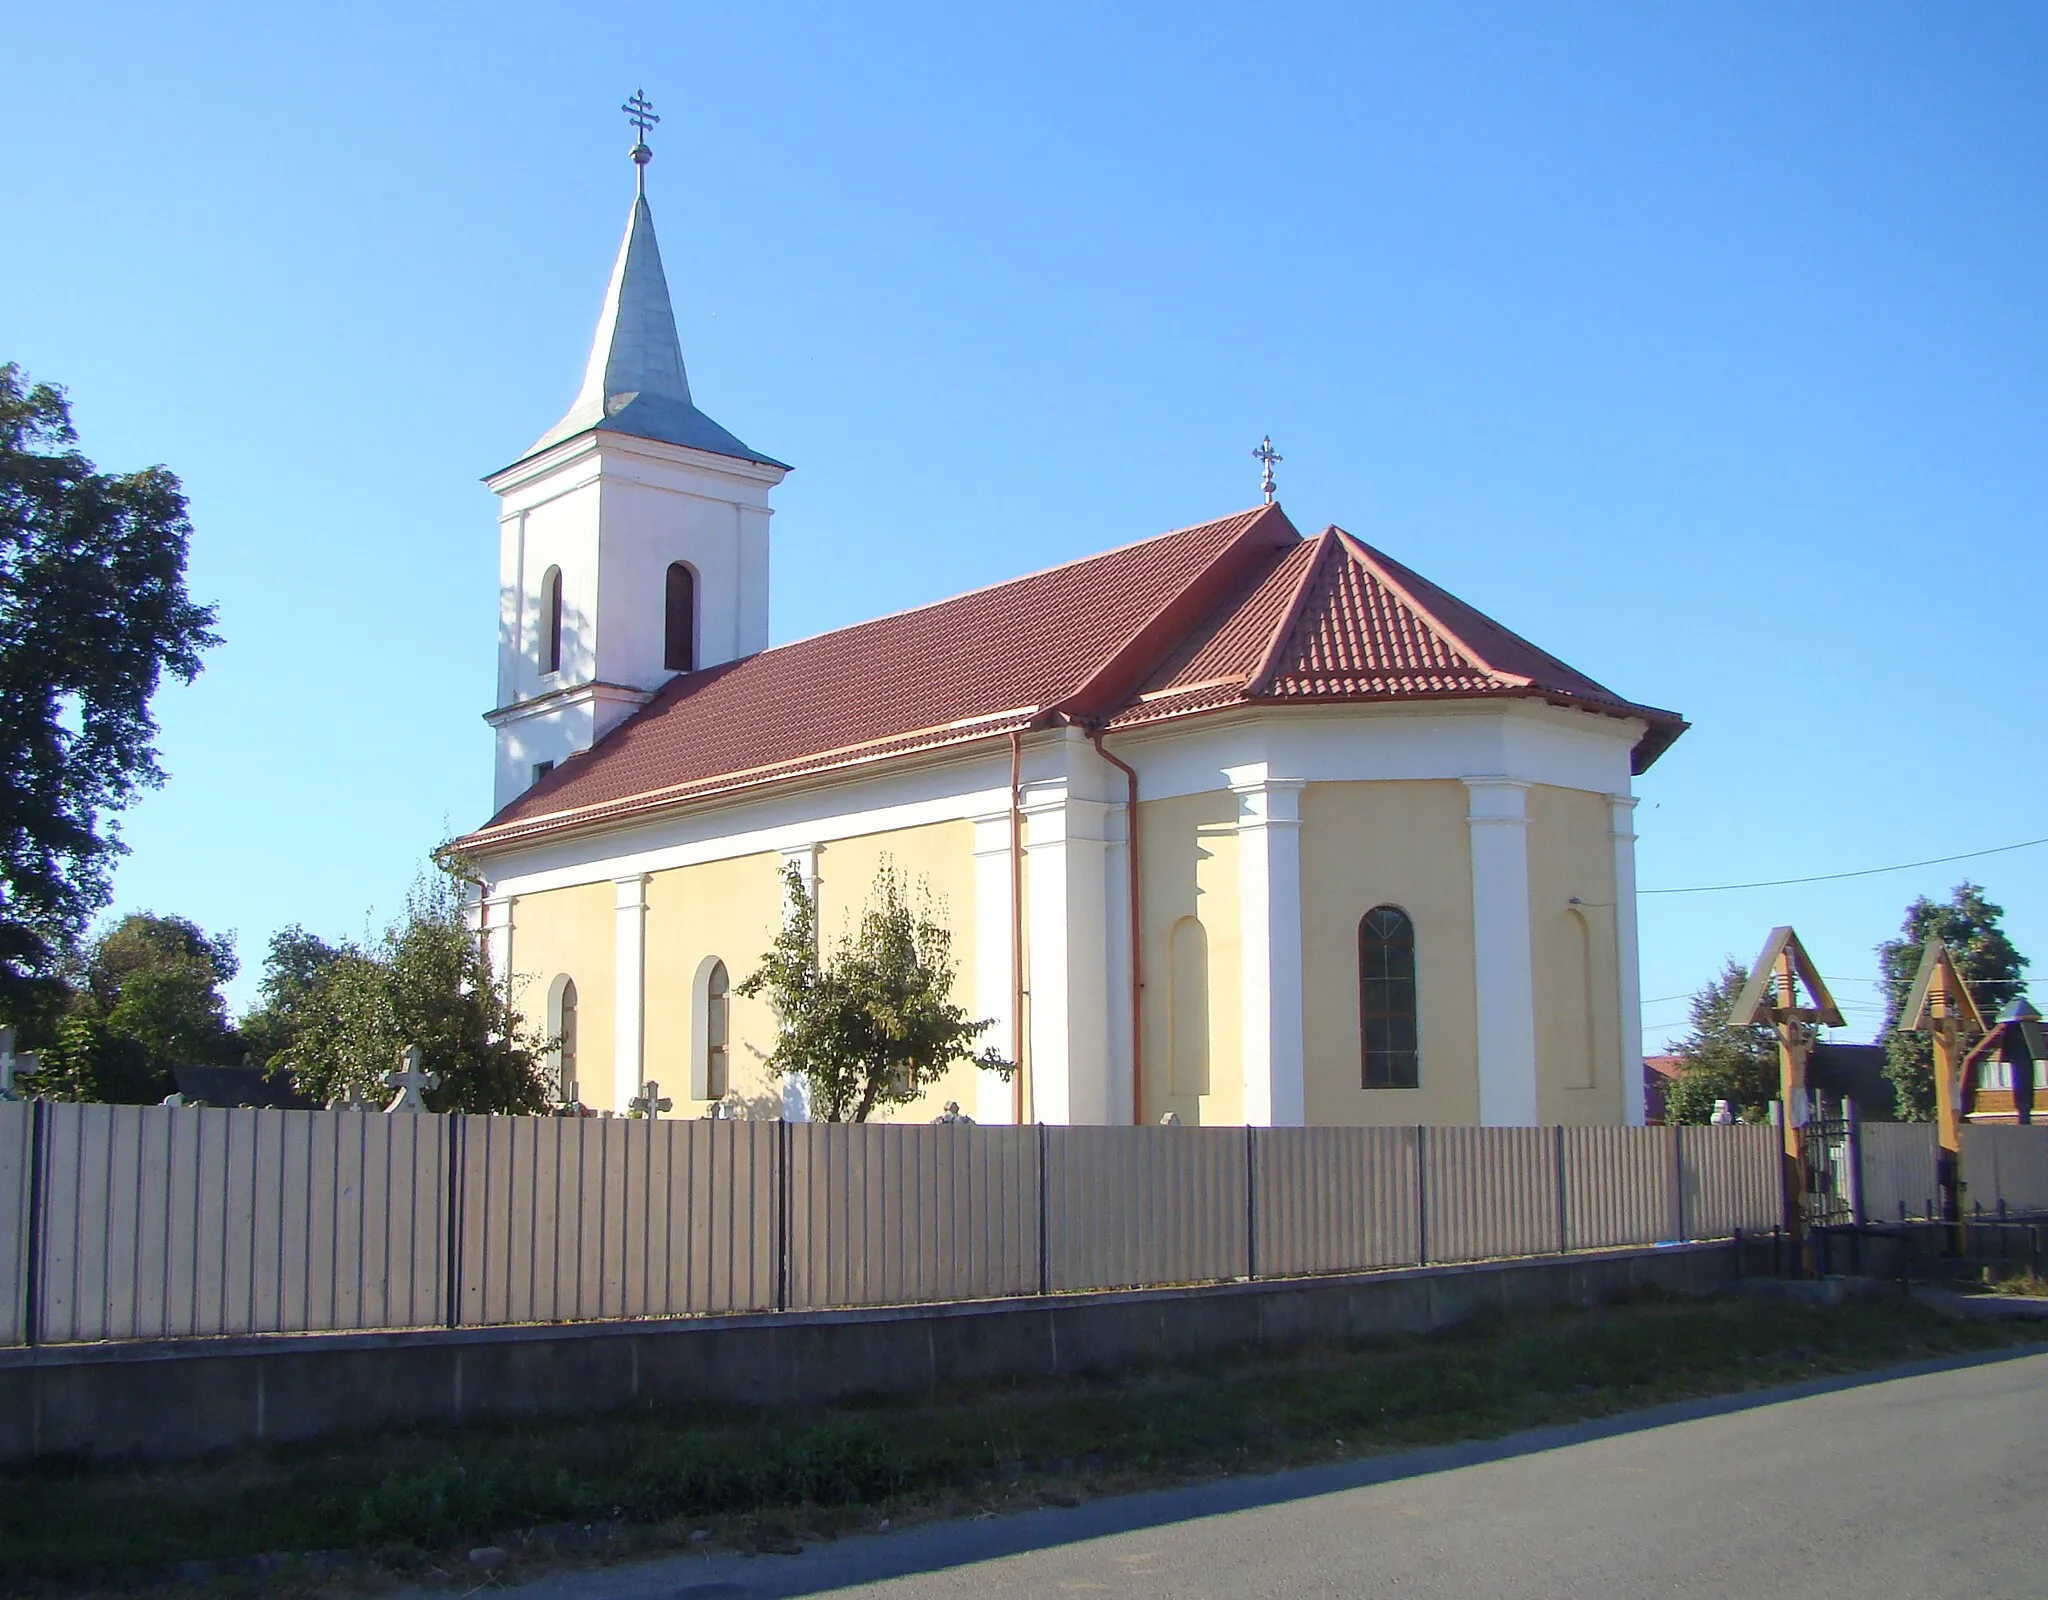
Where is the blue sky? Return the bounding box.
[7,2,2044,1048]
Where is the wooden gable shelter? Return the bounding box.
[1898,936,1988,1154]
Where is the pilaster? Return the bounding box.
[970,812,1019,1124]
[612,874,649,1111]
[1609,794,1646,1125]
[1224,764,1306,1127]
[481,895,514,1005]
[1463,777,1538,1126]
[1022,780,1116,1125]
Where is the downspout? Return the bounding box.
[1009,729,1026,1126]
[1087,728,1144,1125]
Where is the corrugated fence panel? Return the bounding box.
[1254,1126,1419,1277]
[1563,1126,1678,1250]
[1963,1126,2048,1216]
[459,1117,780,1324]
[1046,1127,1248,1292]
[1677,1124,1781,1239]
[1860,1123,1939,1221]
[1424,1127,1560,1263]
[35,1105,448,1341]
[789,1124,1039,1310]
[0,1103,29,1346]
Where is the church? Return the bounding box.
[455,120,1687,1130]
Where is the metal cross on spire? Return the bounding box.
[1253,435,1283,504]
[622,88,660,191]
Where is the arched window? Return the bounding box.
[1359,906,1419,1089]
[1168,916,1210,1096]
[664,562,696,672]
[541,566,564,675]
[549,975,579,1099]
[704,959,729,1100]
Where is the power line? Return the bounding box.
[1640,835,2048,896]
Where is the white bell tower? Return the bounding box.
[485,93,790,813]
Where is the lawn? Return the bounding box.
[0,1291,2037,1593]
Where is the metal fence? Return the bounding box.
[1960,1126,2048,1216]
[0,1104,1800,1347]
[1858,1122,1940,1222]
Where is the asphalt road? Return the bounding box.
[475,1348,2048,1600]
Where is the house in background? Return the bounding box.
[456,138,1687,1130]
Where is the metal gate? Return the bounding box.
[1799,1107,1856,1229]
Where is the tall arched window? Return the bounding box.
[664,562,696,672]
[541,566,564,675]
[704,959,729,1100]
[1359,906,1419,1089]
[549,975,579,1098]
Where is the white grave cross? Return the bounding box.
[383,1045,442,1113]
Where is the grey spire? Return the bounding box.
[518,193,785,468]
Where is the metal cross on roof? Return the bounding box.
[1253,435,1282,504]
[623,89,660,189]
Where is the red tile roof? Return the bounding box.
[463,507,1685,853]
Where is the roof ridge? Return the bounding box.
[734,506,1279,664]
[1243,530,1340,697]
[1325,526,1529,689]
[1056,504,1300,723]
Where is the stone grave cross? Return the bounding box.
[629,1080,672,1119]
[383,1045,442,1113]
[0,1027,20,1100]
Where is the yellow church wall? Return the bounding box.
[1136,790,1243,1127]
[507,880,616,1110]
[643,851,784,1116]
[1298,780,1480,1125]
[815,818,987,1123]
[1524,783,1624,1123]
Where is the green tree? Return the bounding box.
[739,861,1011,1123]
[1659,959,1783,1124]
[272,857,551,1113]
[1877,882,2028,1120]
[26,1010,157,1104]
[0,365,218,1027]
[20,912,238,1102]
[238,926,345,1072]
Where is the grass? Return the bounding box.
[1989,1268,2048,1297]
[0,1291,2038,1594]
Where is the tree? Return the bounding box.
[270,856,551,1113]
[738,861,1011,1123]
[1877,882,2028,1120]
[238,926,344,1072]
[20,911,238,1102]
[0,365,218,1026]
[1659,959,1783,1124]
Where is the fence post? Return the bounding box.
[1553,1124,1569,1256]
[23,1099,45,1347]
[1036,1123,1051,1297]
[1415,1126,1429,1268]
[444,1112,463,1331]
[777,1119,792,1313]
[1844,1098,1866,1228]
[1245,1126,1259,1281]
[1672,1123,1687,1242]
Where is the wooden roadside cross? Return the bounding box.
[383,1045,442,1113]
[1898,935,1986,1158]
[629,1080,671,1119]
[1730,927,1845,1255]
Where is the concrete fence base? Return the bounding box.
[0,1242,1743,1464]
